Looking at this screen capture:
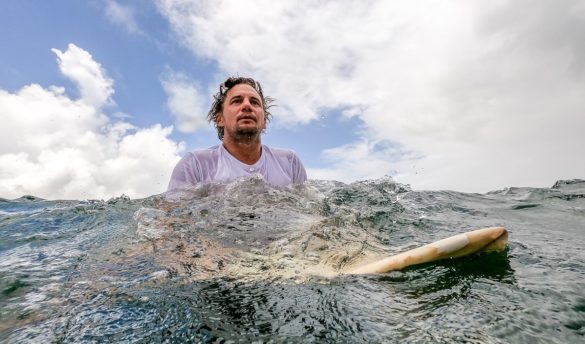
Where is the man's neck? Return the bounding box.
[222,137,262,165]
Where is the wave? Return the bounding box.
[1,177,584,342]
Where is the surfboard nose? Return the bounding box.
[346,226,509,275]
[479,227,508,252]
[465,226,508,249]
[443,226,508,258]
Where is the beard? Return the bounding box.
[231,125,261,143]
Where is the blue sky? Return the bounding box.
[1,1,584,199]
[2,1,204,139]
[1,1,360,166]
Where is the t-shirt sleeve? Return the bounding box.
[291,152,307,183]
[167,154,200,191]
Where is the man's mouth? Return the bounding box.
[237,115,256,122]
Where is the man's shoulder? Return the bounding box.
[263,145,299,159]
[262,145,306,182]
[185,145,222,161]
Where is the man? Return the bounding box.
[167,77,307,191]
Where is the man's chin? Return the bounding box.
[233,127,261,142]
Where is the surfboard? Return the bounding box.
[346,226,508,275]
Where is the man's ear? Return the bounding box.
[216,113,225,127]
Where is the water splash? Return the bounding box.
[1,178,584,342]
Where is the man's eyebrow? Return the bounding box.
[229,94,261,102]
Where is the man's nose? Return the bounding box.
[241,98,252,111]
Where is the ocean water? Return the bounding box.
[1,177,584,343]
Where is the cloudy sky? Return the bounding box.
[1,0,584,200]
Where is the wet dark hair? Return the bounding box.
[207,76,274,140]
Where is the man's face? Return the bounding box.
[218,84,266,142]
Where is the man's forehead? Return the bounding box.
[226,84,261,99]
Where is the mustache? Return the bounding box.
[237,114,257,121]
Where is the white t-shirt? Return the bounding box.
[167,144,307,190]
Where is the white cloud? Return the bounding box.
[157,0,585,192]
[160,69,209,133]
[307,140,405,183]
[52,44,115,108]
[0,44,183,200]
[104,0,143,35]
